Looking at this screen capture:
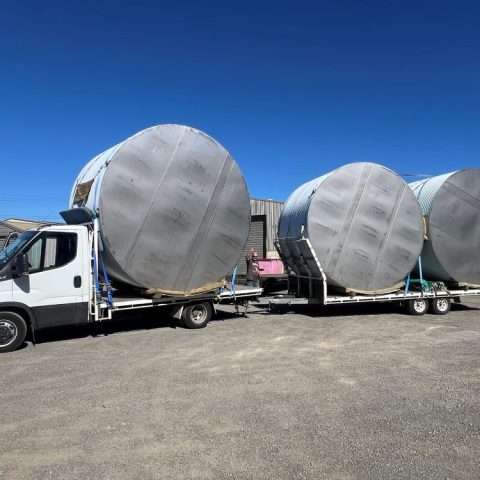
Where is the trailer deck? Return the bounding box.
[267,284,480,307]
[99,285,263,311]
[268,236,480,315]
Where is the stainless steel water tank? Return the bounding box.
[70,125,251,294]
[410,169,480,284]
[278,162,424,292]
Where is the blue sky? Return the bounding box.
[1,0,479,221]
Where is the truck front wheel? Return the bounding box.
[181,302,212,329]
[0,311,27,353]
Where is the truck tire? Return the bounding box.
[406,298,429,316]
[0,311,27,353]
[181,302,212,329]
[429,298,451,315]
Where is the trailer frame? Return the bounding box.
[88,215,262,323]
[269,237,480,314]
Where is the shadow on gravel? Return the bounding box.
[32,307,251,346]
[211,309,249,322]
[250,299,480,318]
[33,309,178,346]
[256,302,402,318]
[28,300,480,347]
[451,303,480,311]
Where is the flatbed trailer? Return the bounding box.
[266,237,480,315]
[95,285,262,323]
[266,274,480,316]
[89,213,262,326]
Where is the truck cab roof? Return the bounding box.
[34,224,89,233]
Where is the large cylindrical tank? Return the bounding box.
[70,124,250,294]
[409,169,480,284]
[278,162,424,292]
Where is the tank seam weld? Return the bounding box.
[326,163,371,278]
[124,126,187,267]
[171,151,231,289]
[179,156,235,291]
[370,184,407,288]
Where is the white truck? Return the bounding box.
[0,209,262,353]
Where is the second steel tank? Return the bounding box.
[278,162,425,292]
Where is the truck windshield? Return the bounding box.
[0,231,38,269]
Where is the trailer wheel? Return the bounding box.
[406,298,429,316]
[0,311,27,353]
[181,302,212,329]
[429,298,451,315]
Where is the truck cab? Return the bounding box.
[0,219,263,353]
[0,225,90,351]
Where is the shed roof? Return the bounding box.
[3,218,56,231]
[0,220,24,233]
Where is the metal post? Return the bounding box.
[93,217,100,321]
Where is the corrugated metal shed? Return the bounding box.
[238,216,266,276]
[4,219,48,231]
[0,218,57,251]
[250,198,284,256]
[237,198,284,276]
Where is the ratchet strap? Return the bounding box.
[99,250,113,309]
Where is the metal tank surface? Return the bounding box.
[70,125,251,294]
[410,169,480,284]
[278,162,424,292]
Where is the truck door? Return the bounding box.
[12,230,88,328]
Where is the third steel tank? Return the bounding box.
[410,169,480,284]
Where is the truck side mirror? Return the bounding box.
[11,253,29,278]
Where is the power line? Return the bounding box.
[399,173,433,178]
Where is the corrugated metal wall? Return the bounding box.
[235,199,284,277]
[250,198,284,256]
[0,227,9,250]
[237,215,266,276]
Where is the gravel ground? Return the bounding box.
[0,297,479,480]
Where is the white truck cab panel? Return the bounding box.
[0,271,12,303]
[1,225,90,328]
